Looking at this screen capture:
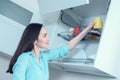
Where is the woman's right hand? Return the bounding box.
[67,22,95,51]
[86,22,96,30]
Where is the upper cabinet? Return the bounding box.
[41,0,120,78]
[0,0,42,56]
[38,0,89,15]
[0,14,23,56]
[95,0,120,77]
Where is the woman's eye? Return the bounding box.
[44,35,46,37]
[43,34,47,37]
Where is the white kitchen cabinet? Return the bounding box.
[38,0,89,15]
[41,0,120,78]
[0,14,24,56]
[0,0,38,56]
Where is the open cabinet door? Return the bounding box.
[0,14,23,56]
[38,0,89,15]
[94,0,120,77]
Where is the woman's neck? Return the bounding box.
[31,46,41,63]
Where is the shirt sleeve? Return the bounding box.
[44,44,69,61]
[12,53,28,80]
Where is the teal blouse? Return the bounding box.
[12,44,69,80]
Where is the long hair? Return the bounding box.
[7,23,43,74]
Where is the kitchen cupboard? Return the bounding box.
[39,0,120,78]
[0,0,36,56]
[38,0,89,15]
[0,14,24,56]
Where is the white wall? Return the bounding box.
[41,11,61,48]
[0,53,12,80]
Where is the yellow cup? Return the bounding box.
[93,17,103,29]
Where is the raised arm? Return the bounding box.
[67,22,95,51]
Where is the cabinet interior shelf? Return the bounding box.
[57,29,101,41]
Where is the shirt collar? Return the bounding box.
[27,51,43,58]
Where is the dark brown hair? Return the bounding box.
[7,23,43,73]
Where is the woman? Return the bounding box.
[7,22,95,80]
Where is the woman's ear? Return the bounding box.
[34,40,38,45]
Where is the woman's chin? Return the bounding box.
[44,46,49,49]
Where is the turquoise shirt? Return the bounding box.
[12,44,69,80]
